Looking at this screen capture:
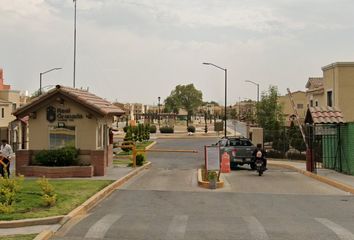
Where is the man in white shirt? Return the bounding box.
[0,139,13,177]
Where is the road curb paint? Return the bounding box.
[268,161,354,194]
[33,230,54,240]
[197,169,224,189]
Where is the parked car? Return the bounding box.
[214,137,257,169]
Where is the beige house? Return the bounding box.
[306,62,354,122]
[278,91,307,126]
[13,85,124,177]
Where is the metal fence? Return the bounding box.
[307,123,354,175]
[264,127,306,159]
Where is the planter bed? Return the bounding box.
[20,165,93,178]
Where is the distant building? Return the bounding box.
[0,68,10,90]
[0,68,23,144]
[305,62,354,122]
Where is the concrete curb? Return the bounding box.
[0,216,64,229]
[0,162,151,230]
[197,169,224,189]
[145,141,157,150]
[33,230,54,240]
[269,161,354,194]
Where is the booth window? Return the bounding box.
[97,125,103,148]
[49,126,76,149]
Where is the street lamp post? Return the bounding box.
[73,0,77,88]
[245,80,259,102]
[158,96,161,127]
[39,68,62,95]
[203,62,227,138]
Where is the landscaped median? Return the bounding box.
[197,169,224,189]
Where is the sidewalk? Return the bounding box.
[268,159,354,193]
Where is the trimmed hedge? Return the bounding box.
[33,146,80,166]
[160,126,174,133]
[149,125,157,133]
[187,125,196,133]
[265,150,284,159]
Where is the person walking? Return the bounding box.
[0,139,13,178]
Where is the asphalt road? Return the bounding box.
[54,138,354,240]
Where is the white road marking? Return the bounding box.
[315,218,354,240]
[85,214,122,239]
[165,215,189,240]
[243,216,269,240]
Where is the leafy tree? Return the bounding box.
[272,127,289,155]
[289,121,307,152]
[229,108,237,120]
[256,85,284,131]
[164,84,203,125]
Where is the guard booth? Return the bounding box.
[305,107,345,173]
[12,85,124,177]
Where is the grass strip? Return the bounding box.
[0,234,37,240]
[0,179,113,221]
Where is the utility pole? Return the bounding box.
[73,0,77,88]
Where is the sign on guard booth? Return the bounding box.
[221,152,231,173]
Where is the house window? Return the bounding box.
[327,91,333,107]
[1,108,4,118]
[49,126,76,149]
[310,100,313,107]
[315,101,318,107]
[297,104,304,109]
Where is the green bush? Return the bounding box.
[136,153,145,166]
[144,124,150,140]
[123,126,128,133]
[37,177,57,207]
[149,125,157,133]
[208,171,218,181]
[160,126,174,133]
[0,175,24,213]
[187,125,196,133]
[266,150,284,159]
[33,146,79,166]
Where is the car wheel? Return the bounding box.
[230,162,238,170]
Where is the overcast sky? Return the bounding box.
[1,0,354,105]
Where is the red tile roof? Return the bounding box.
[13,85,124,117]
[305,77,323,89]
[306,107,345,124]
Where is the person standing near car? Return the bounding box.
[0,139,13,177]
[252,143,267,170]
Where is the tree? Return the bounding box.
[289,121,307,152]
[256,85,284,131]
[164,84,203,125]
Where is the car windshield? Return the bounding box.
[229,139,241,146]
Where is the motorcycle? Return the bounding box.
[255,157,264,176]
